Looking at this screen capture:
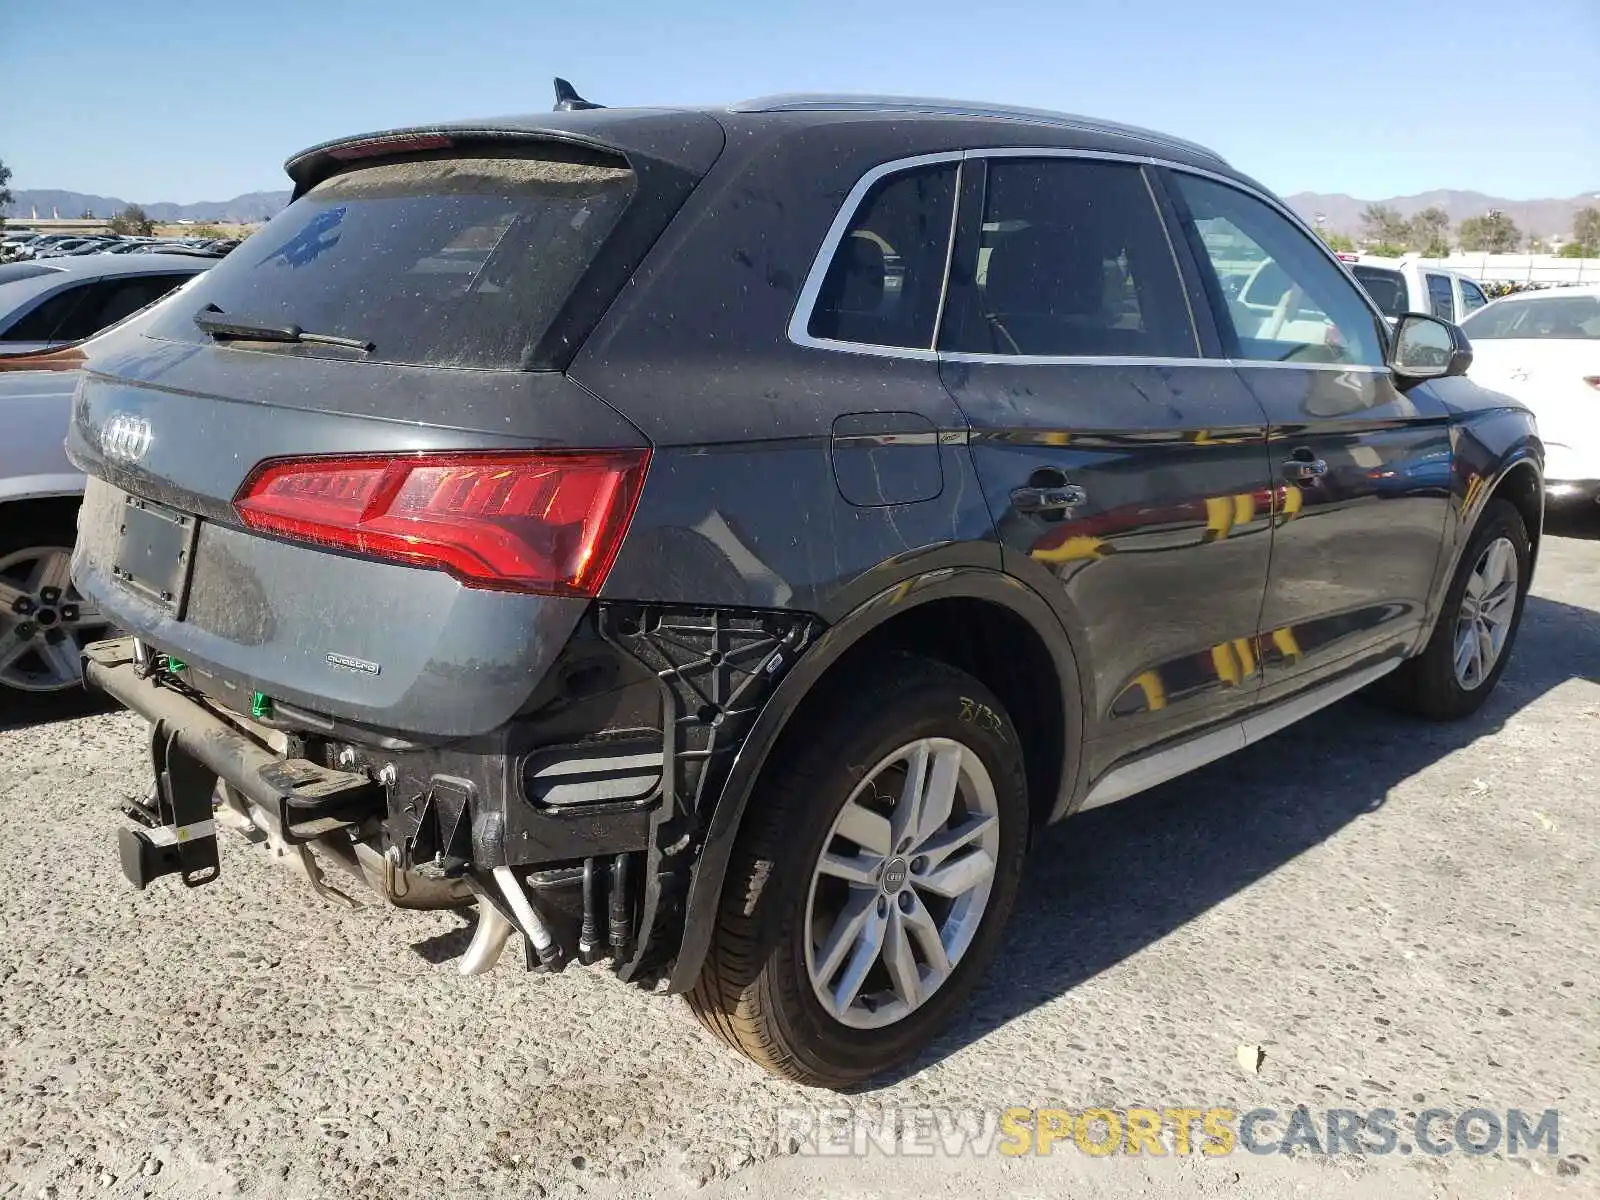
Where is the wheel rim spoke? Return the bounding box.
[913,743,962,847]
[816,851,880,888]
[38,638,82,686]
[900,890,951,977]
[889,741,932,854]
[1454,624,1475,679]
[0,628,29,675]
[915,813,996,869]
[25,550,73,595]
[916,848,996,900]
[832,798,891,858]
[881,909,921,1009]
[831,904,887,1013]
[815,893,876,986]
[0,577,27,612]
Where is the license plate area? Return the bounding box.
[110,494,198,618]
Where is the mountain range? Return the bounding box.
[4,189,290,224]
[1283,190,1598,239]
[7,185,1597,238]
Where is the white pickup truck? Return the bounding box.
[1342,256,1490,325]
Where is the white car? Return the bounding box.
[1460,283,1600,505]
[1344,257,1491,326]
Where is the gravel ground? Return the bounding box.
[2,520,1596,1200]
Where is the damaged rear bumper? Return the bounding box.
[82,603,817,985]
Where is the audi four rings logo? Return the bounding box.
[101,413,153,464]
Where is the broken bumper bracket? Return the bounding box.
[85,638,384,890]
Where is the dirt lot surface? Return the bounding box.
[2,518,1596,1200]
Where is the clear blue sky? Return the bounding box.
[2,0,1595,203]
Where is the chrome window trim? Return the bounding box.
[939,352,1229,368]
[786,150,964,360]
[788,146,1395,371]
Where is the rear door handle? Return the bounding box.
[1011,483,1088,513]
[1282,456,1328,481]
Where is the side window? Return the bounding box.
[941,158,1195,357]
[1425,274,1456,322]
[1460,279,1488,316]
[1350,266,1407,319]
[0,284,92,342]
[807,163,957,349]
[1170,173,1384,367]
[53,275,192,340]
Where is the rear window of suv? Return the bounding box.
[1350,265,1407,319]
[149,151,637,369]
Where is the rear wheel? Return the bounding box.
[687,656,1030,1087]
[0,505,115,719]
[1386,498,1531,719]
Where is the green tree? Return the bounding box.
[1458,211,1521,253]
[108,204,155,237]
[1367,242,1408,259]
[0,158,11,233]
[1558,241,1594,259]
[1360,203,1411,248]
[1316,228,1356,252]
[1570,205,1600,256]
[1407,206,1451,256]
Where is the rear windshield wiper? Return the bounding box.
[194,303,373,352]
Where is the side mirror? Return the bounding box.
[1391,312,1472,381]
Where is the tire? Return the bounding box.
[0,501,114,722]
[1386,498,1531,720]
[686,655,1030,1088]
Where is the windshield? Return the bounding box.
[1462,294,1600,341]
[147,151,637,369]
[1350,266,1407,319]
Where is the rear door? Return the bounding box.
[1165,171,1452,695]
[938,153,1274,768]
[1425,272,1457,322]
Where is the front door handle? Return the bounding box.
[1011,483,1088,514]
[1282,455,1328,481]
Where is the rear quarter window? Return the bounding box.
[148,152,637,369]
[1350,266,1407,319]
[804,163,957,350]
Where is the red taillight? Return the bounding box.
[234,450,650,596]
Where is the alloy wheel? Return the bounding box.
[0,547,113,694]
[803,736,1001,1030]
[1452,536,1518,691]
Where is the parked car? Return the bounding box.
[1346,257,1490,324]
[0,254,214,355]
[68,89,1542,1088]
[0,261,212,711]
[1460,283,1600,505]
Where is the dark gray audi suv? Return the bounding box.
[67,86,1541,1087]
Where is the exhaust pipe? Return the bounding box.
[459,903,516,976]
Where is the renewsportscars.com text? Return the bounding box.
[775,1106,1560,1159]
